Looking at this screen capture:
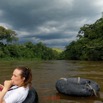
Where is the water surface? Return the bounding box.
[0,60,103,103]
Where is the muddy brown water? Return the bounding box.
[0,60,103,103]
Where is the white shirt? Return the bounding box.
[4,86,29,103]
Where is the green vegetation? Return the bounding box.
[62,18,103,61]
[0,26,59,60]
[0,41,60,60]
[0,26,18,43]
[52,48,63,53]
[1,17,103,61]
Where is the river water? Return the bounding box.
[0,60,103,103]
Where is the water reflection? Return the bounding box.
[0,60,103,103]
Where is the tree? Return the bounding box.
[0,26,18,43]
[63,18,103,60]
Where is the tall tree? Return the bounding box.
[62,18,103,60]
[0,26,18,43]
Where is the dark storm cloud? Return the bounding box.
[0,0,103,49]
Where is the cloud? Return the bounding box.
[0,0,103,49]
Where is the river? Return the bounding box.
[0,60,103,103]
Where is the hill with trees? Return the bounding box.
[62,18,103,61]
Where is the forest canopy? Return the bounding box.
[63,18,103,61]
[0,26,59,60]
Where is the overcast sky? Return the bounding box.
[0,0,103,49]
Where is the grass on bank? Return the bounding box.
[52,48,63,53]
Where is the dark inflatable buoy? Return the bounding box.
[56,77,100,97]
[23,87,38,103]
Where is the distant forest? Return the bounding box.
[0,26,59,60]
[0,17,103,61]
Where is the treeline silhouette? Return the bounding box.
[0,26,59,60]
[62,18,103,61]
[0,17,103,61]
